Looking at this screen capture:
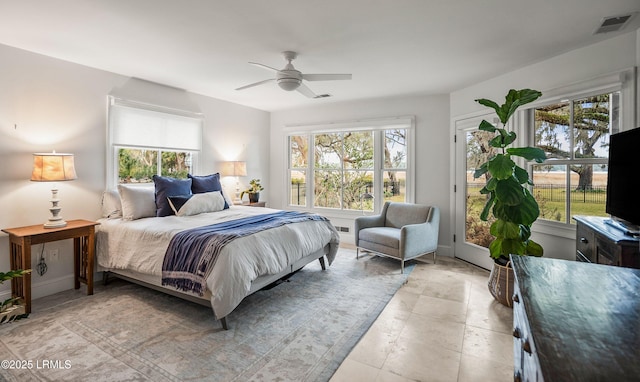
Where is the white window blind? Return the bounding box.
[109,100,202,151]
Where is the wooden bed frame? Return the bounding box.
[102,245,329,330]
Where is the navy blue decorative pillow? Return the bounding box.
[152,175,192,217]
[167,194,192,214]
[188,173,229,209]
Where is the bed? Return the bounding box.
[96,197,340,330]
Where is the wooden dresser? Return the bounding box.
[511,255,640,382]
[573,215,640,268]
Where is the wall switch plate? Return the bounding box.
[50,249,59,262]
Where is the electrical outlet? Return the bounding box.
[50,249,59,262]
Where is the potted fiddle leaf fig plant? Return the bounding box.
[240,179,264,203]
[0,269,31,324]
[473,88,546,307]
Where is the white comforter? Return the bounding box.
[96,206,339,319]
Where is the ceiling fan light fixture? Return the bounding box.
[277,78,301,91]
[237,51,351,97]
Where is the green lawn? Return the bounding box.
[536,200,607,222]
[465,184,607,248]
[384,194,406,203]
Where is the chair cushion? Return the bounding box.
[358,227,401,249]
[385,203,431,228]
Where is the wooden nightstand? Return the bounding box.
[1,219,99,313]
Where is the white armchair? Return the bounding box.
[354,202,440,273]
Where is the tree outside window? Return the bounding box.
[118,148,193,183]
[531,91,618,223]
[383,129,407,204]
[289,135,308,206]
[314,131,374,210]
[465,129,499,248]
[288,126,409,212]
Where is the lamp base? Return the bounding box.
[44,219,67,229]
[44,186,67,228]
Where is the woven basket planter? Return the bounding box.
[488,261,514,308]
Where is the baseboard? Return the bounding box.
[0,274,77,302]
[338,232,356,245]
[436,244,452,257]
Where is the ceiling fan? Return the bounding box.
[235,51,352,98]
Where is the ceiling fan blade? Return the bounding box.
[235,78,275,91]
[249,62,280,72]
[303,73,352,81]
[296,83,317,98]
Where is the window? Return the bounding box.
[382,129,408,203]
[118,148,193,183]
[528,91,619,224]
[287,117,413,213]
[314,131,375,209]
[289,135,308,206]
[107,97,202,186]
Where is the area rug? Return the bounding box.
[0,248,412,382]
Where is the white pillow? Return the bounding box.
[169,191,226,217]
[101,189,122,218]
[117,184,156,220]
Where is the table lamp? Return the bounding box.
[31,152,77,228]
[220,161,247,204]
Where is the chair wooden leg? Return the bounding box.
[356,248,359,259]
[400,260,404,274]
[433,252,437,264]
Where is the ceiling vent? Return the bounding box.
[594,13,636,34]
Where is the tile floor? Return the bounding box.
[330,254,514,382]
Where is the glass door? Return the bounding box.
[454,115,496,270]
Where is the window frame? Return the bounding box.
[516,69,635,238]
[284,116,415,216]
[106,96,203,188]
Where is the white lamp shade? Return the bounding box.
[31,153,77,181]
[220,161,247,177]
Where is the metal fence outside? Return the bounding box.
[291,183,306,205]
[534,184,606,204]
[290,181,403,205]
[467,183,607,204]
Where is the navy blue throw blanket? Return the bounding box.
[162,211,328,295]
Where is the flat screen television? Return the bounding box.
[605,126,640,235]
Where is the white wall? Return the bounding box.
[450,30,639,261]
[270,94,452,255]
[194,94,271,199]
[0,44,269,299]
